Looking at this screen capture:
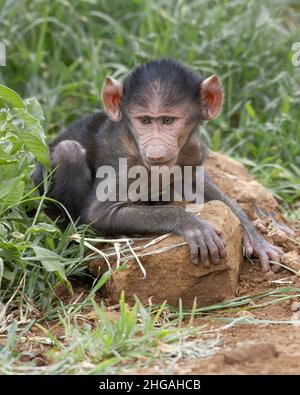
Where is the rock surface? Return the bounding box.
[205,151,279,219]
[89,150,299,306]
[89,201,243,308]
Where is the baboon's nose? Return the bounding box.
[145,146,168,164]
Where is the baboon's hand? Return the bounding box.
[243,229,283,273]
[181,219,227,267]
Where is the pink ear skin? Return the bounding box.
[200,75,224,120]
[102,76,123,122]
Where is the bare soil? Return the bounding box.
[18,258,300,375]
[179,262,300,375]
[128,261,300,375]
[16,214,300,375]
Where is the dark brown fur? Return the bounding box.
[33,59,282,271]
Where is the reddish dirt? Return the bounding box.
[15,258,300,374]
[181,262,300,375]
[17,215,300,374]
[175,325,300,375]
[128,261,300,375]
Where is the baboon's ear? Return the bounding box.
[102,76,123,122]
[200,75,223,120]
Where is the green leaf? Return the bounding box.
[9,108,50,167]
[0,178,23,200]
[90,270,111,295]
[0,145,12,162]
[0,257,3,287]
[0,224,8,239]
[4,180,25,205]
[0,85,25,109]
[2,267,16,282]
[0,174,25,206]
[245,101,256,120]
[27,223,60,235]
[19,127,50,167]
[25,98,45,122]
[33,246,67,282]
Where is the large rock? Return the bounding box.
[205,151,279,219]
[89,201,243,308]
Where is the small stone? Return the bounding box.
[223,343,279,365]
[291,301,300,312]
[264,271,276,281]
[235,310,255,318]
[291,311,300,325]
[281,251,300,273]
[35,356,47,367]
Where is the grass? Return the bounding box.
[2,286,300,375]
[0,0,300,374]
[1,0,300,205]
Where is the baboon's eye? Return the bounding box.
[162,117,176,125]
[139,116,152,125]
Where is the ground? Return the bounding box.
[12,254,300,375]
[127,263,300,375]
